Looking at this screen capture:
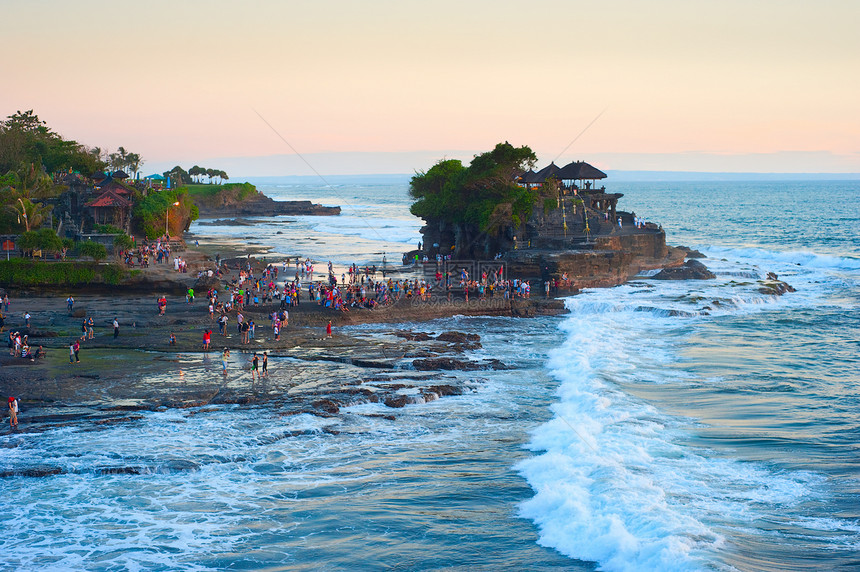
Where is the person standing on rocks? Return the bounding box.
[250,353,259,381]
[203,330,211,352]
[67,296,75,313]
[69,342,75,364]
[73,340,80,363]
[262,352,268,377]
[87,317,94,340]
[326,320,333,339]
[221,348,230,375]
[8,396,18,429]
[113,318,119,338]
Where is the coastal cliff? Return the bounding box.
[189,182,340,218]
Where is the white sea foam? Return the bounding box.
[517,284,824,571]
[700,245,860,272]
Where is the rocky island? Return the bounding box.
[407,142,684,289]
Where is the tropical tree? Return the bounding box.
[163,166,190,186]
[18,228,62,258]
[126,153,142,178]
[9,196,53,232]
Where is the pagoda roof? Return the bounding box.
[556,161,607,180]
[531,162,562,182]
[519,169,538,184]
[85,189,132,208]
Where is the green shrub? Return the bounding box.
[113,233,134,251]
[92,224,124,234]
[0,259,130,286]
[79,241,107,261]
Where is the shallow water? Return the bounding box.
[2,179,859,570]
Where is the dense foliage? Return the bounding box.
[0,259,128,286]
[132,188,199,239]
[185,182,258,205]
[92,224,125,234]
[0,110,107,176]
[18,228,63,256]
[409,142,538,231]
[78,241,107,261]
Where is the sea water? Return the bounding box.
[1,179,857,571]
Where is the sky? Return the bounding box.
[2,0,858,176]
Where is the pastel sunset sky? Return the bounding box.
[3,0,858,175]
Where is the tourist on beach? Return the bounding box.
[326,320,332,339]
[169,333,176,345]
[250,353,259,381]
[203,329,211,351]
[69,342,75,364]
[8,396,18,429]
[87,317,94,339]
[221,348,230,375]
[113,318,119,338]
[24,312,30,328]
[81,318,88,340]
[67,296,75,313]
[73,340,80,363]
[262,352,268,377]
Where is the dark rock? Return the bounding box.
[393,330,433,341]
[27,329,59,338]
[0,466,64,478]
[97,466,142,475]
[313,399,340,414]
[384,395,411,408]
[194,274,220,291]
[677,245,706,258]
[758,280,796,296]
[652,259,716,280]
[426,384,464,397]
[411,357,508,371]
[435,331,481,343]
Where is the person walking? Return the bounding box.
[113,318,119,338]
[262,352,268,377]
[250,353,259,381]
[69,342,75,364]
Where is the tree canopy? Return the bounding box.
[409,142,537,231]
[0,110,107,176]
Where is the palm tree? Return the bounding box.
[127,153,142,178]
[11,197,52,232]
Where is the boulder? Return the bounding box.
[652,259,716,280]
[676,245,706,258]
[435,331,481,343]
[193,274,220,291]
[758,280,796,296]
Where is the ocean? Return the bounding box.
[2,179,858,571]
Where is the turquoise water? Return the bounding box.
[1,179,858,570]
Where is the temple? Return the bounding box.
[413,160,679,289]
